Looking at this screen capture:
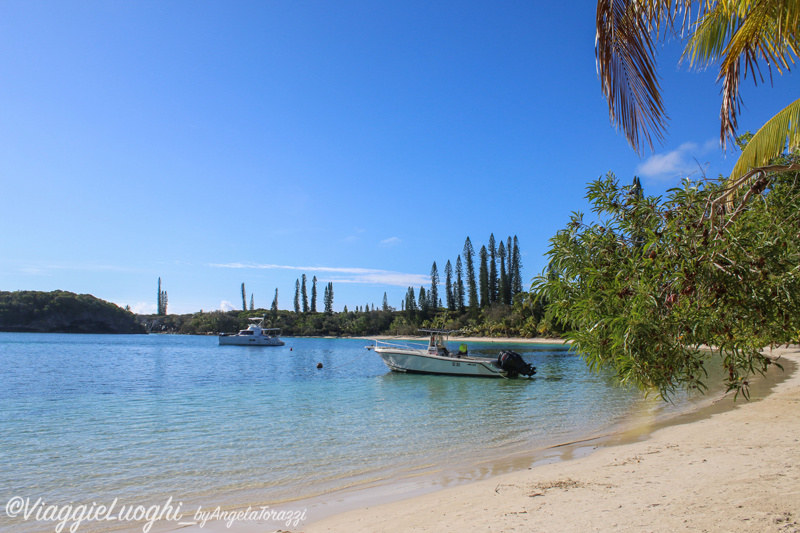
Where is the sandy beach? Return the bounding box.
[305,345,800,533]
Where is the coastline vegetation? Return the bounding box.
[144,233,557,338]
[143,290,559,338]
[0,290,146,334]
[535,160,800,399]
[584,1,800,398]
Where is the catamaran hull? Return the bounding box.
[218,336,285,346]
[375,348,506,378]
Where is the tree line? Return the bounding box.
[291,274,335,314]
[147,235,557,338]
[403,235,523,315]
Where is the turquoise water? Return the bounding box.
[0,333,711,529]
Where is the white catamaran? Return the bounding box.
[219,317,285,346]
[368,329,535,378]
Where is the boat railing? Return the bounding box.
[368,338,432,351]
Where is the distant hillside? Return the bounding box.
[0,290,146,334]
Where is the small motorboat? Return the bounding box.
[219,317,285,346]
[368,329,535,378]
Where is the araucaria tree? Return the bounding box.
[479,245,489,307]
[488,234,498,303]
[405,287,417,317]
[249,294,254,311]
[534,171,800,399]
[418,287,428,313]
[455,255,465,312]
[324,282,334,314]
[241,283,247,312]
[271,289,279,315]
[497,240,509,305]
[430,262,439,311]
[301,274,309,313]
[157,278,168,316]
[445,260,454,311]
[294,279,300,314]
[512,235,523,296]
[463,237,478,309]
[311,276,317,313]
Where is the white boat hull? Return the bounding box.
[374,347,506,378]
[219,335,285,346]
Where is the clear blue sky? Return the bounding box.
[1,1,796,314]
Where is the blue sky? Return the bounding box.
[1,1,796,314]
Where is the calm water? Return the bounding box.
[0,333,718,530]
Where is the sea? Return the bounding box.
[0,333,735,531]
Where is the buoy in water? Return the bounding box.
[290,347,293,351]
[317,363,323,369]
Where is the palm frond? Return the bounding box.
[596,1,705,153]
[729,97,800,181]
[596,0,666,153]
[684,0,800,148]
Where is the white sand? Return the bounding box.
[305,346,800,533]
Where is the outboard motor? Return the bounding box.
[497,350,536,378]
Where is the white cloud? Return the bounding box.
[220,300,237,311]
[130,302,157,314]
[210,263,428,287]
[636,140,715,180]
[379,237,402,247]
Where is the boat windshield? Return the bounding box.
[420,329,454,354]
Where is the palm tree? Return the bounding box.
[596,0,800,184]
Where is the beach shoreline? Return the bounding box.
[301,345,800,532]
[161,344,799,533]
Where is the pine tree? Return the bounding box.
[488,234,498,303]
[406,287,417,312]
[498,240,509,305]
[444,260,454,311]
[506,236,514,303]
[249,294,254,311]
[301,274,309,313]
[418,286,428,312]
[507,237,513,283]
[271,288,278,315]
[311,276,317,313]
[429,261,439,311]
[160,291,168,315]
[463,237,478,309]
[294,279,300,313]
[382,292,389,311]
[479,245,489,307]
[157,278,164,316]
[324,282,334,313]
[512,235,523,295]
[455,255,465,312]
[241,283,247,311]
